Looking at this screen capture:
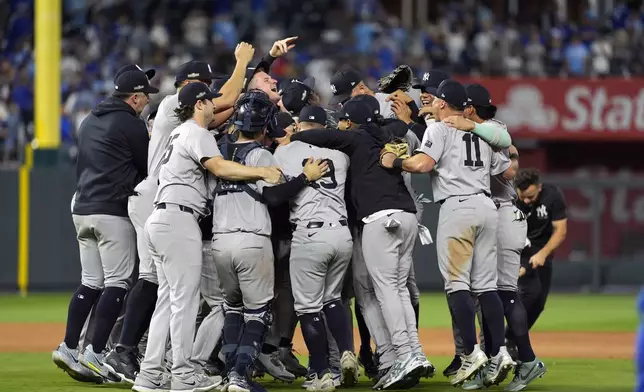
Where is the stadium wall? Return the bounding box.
[0,169,639,292]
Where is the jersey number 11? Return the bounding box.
[462,134,483,168]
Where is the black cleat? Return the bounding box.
[278,346,308,378]
[104,346,139,384]
[359,348,379,380]
[506,340,519,362]
[442,355,461,378]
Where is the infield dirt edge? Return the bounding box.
[0,322,633,359]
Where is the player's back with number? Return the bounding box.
[423,122,505,201]
[274,141,350,224]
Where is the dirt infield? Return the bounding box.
[0,322,634,359]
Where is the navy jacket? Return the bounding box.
[73,97,149,217]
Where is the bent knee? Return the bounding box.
[244,303,272,325]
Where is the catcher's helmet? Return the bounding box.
[233,89,279,134]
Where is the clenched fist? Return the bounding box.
[235,42,255,65]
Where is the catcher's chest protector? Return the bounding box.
[213,141,265,202]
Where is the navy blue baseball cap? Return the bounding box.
[178,82,222,107]
[412,70,450,95]
[114,70,160,94]
[175,60,222,84]
[329,66,363,105]
[114,64,156,83]
[435,80,468,110]
[466,84,496,109]
[276,112,295,130]
[340,95,380,124]
[299,105,327,126]
[281,77,316,114]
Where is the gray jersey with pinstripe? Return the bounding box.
[402,130,423,221]
[211,146,278,236]
[485,119,516,203]
[148,93,180,177]
[273,140,350,224]
[491,148,516,203]
[154,119,221,216]
[416,122,509,202]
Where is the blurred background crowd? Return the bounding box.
[0,0,643,164]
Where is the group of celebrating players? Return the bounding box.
[51,36,547,392]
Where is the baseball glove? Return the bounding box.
[378,65,414,94]
[380,138,410,160]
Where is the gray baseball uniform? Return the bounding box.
[211,146,276,313]
[417,122,509,294]
[139,119,220,382]
[129,93,180,284]
[491,148,527,291]
[402,130,422,305]
[71,215,136,290]
[273,141,353,314]
[451,147,525,355]
[352,224,397,370]
[192,240,225,367]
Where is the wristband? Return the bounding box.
[393,158,404,169]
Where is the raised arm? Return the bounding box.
[442,115,512,149]
[213,43,255,112]
[471,121,511,149]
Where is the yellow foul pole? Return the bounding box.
[19,0,62,295]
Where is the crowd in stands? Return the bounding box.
[1,0,644,164]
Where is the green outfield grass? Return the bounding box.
[0,293,638,391]
[0,292,638,331]
[0,353,634,392]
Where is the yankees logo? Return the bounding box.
[536,205,547,219]
[423,72,430,81]
[330,84,337,94]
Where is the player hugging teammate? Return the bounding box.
[54,35,548,392]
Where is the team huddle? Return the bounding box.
[52,37,547,392]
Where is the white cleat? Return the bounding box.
[450,345,488,386]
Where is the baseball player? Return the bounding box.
[340,96,433,388]
[280,77,338,129]
[380,80,514,387]
[241,37,297,103]
[328,66,425,374]
[53,68,158,384]
[211,90,327,392]
[328,65,421,119]
[105,44,255,383]
[274,105,359,391]
[191,209,227,377]
[443,84,546,390]
[291,95,432,391]
[132,82,281,392]
[262,112,309,379]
